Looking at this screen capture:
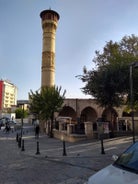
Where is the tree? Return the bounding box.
[79,35,138,108]
[78,35,138,135]
[81,64,129,108]
[29,86,66,137]
[15,108,28,119]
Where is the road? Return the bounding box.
[0,124,134,184]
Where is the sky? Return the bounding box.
[1,0,138,100]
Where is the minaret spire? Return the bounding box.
[40,9,60,87]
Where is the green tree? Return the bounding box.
[15,108,28,119]
[81,64,129,108]
[29,86,66,137]
[78,35,138,134]
[79,35,138,108]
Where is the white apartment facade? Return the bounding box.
[0,80,18,112]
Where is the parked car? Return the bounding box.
[0,117,9,127]
[9,120,16,124]
[87,141,138,184]
[0,119,4,127]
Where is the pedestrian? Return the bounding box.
[5,122,10,133]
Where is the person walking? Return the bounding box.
[5,122,10,133]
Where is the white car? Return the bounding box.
[87,141,138,184]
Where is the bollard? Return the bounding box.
[36,141,40,155]
[63,140,67,156]
[16,133,19,142]
[101,137,105,154]
[21,139,25,151]
[18,137,21,148]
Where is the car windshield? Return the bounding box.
[114,142,138,174]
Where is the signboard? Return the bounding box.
[103,122,109,134]
[97,121,109,134]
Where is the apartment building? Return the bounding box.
[0,80,18,112]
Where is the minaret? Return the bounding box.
[40,9,60,87]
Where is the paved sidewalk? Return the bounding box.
[0,128,135,184]
[18,131,134,183]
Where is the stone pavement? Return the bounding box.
[0,126,135,184]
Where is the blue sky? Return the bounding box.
[1,0,138,100]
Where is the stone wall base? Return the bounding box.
[53,129,87,142]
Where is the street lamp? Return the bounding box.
[129,61,138,143]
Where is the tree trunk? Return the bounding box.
[110,110,114,138]
[49,113,54,138]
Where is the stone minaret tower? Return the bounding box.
[40,9,60,87]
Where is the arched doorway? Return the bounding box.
[80,107,97,131]
[59,106,76,122]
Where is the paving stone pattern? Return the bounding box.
[0,126,134,184]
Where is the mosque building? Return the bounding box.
[39,9,138,141]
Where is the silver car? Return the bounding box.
[87,141,138,184]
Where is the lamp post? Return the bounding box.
[129,61,138,143]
